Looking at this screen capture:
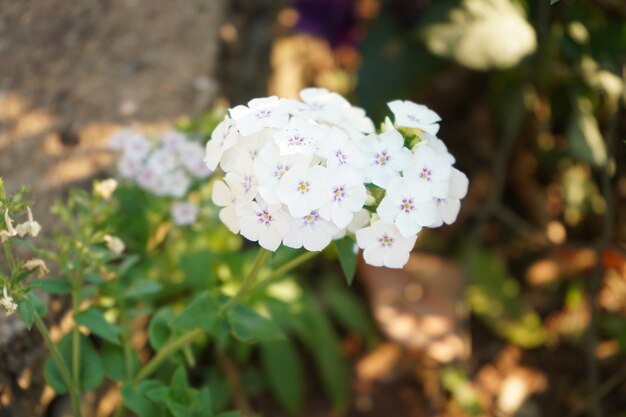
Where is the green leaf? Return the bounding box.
[124,279,162,299]
[75,307,122,345]
[334,237,358,285]
[260,340,304,414]
[17,292,47,329]
[38,279,72,295]
[322,277,377,345]
[174,292,220,333]
[227,305,284,343]
[44,333,103,393]
[148,307,175,350]
[101,342,138,381]
[122,381,166,417]
[216,412,240,417]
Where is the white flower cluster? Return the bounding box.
[109,129,210,198]
[204,89,468,268]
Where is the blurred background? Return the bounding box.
[1,0,625,416]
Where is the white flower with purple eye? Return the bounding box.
[355,220,417,268]
[432,168,469,227]
[147,148,179,173]
[220,128,272,172]
[212,172,255,233]
[318,127,365,169]
[376,177,438,237]
[177,141,211,178]
[254,142,312,204]
[162,131,187,151]
[170,201,199,226]
[298,87,352,124]
[235,200,291,251]
[388,100,441,135]
[318,167,366,229]
[205,118,238,171]
[118,156,143,179]
[403,144,455,199]
[229,96,292,136]
[277,165,329,217]
[283,210,339,251]
[108,129,147,152]
[273,117,326,156]
[159,169,192,198]
[332,105,375,140]
[360,129,412,187]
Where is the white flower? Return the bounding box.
[403,144,455,199]
[104,235,125,255]
[360,129,412,187]
[229,96,292,136]
[24,258,49,278]
[317,127,365,169]
[283,210,338,251]
[3,209,17,237]
[299,87,350,124]
[277,165,330,217]
[254,142,311,204]
[273,117,326,156]
[376,177,438,237]
[356,220,417,268]
[117,156,143,179]
[432,168,469,227]
[170,202,199,226]
[177,141,211,178]
[108,129,146,152]
[212,172,255,233]
[159,169,192,198]
[119,132,151,160]
[332,208,372,240]
[332,105,375,140]
[0,287,17,316]
[220,129,272,172]
[162,131,187,151]
[147,148,179,173]
[204,118,238,171]
[15,207,42,238]
[318,167,366,229]
[94,179,118,200]
[388,100,441,135]
[236,200,291,251]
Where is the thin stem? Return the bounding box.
[3,242,15,274]
[34,314,82,417]
[134,328,204,382]
[71,271,81,391]
[250,251,318,293]
[221,249,271,313]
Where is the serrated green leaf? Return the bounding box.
[334,237,358,285]
[260,340,304,414]
[44,333,103,393]
[227,305,284,343]
[75,307,121,345]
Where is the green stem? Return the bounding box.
[71,275,81,390]
[3,241,15,274]
[221,249,271,313]
[134,328,204,382]
[250,251,318,293]
[34,314,82,417]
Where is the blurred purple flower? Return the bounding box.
[294,0,358,47]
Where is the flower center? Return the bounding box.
[304,210,320,225]
[255,109,272,119]
[375,151,390,166]
[274,163,289,179]
[335,150,348,165]
[332,186,346,202]
[400,198,414,213]
[378,234,395,248]
[419,167,432,181]
[256,210,273,225]
[297,180,310,194]
[242,175,254,193]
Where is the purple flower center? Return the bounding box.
[332,186,346,202]
[297,180,310,194]
[374,151,390,166]
[378,234,395,248]
[400,197,414,213]
[303,210,320,226]
[257,210,273,225]
[255,109,272,119]
[419,167,432,181]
